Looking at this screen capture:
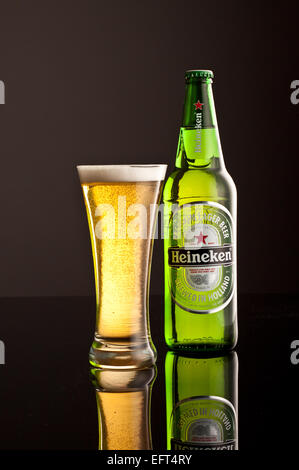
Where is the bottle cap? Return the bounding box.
[185,70,214,82]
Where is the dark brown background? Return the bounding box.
[0,0,298,297]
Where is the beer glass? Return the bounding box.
[165,351,238,450]
[77,164,167,368]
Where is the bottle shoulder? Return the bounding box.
[163,166,237,203]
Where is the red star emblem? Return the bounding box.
[194,232,208,245]
[194,100,204,110]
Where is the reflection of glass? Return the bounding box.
[165,352,238,450]
[77,164,167,368]
[91,367,156,450]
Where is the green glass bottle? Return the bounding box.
[165,351,238,450]
[163,70,237,351]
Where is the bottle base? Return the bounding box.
[89,338,157,369]
[166,338,237,353]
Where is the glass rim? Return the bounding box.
[77,164,167,183]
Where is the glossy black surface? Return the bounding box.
[0,294,298,450]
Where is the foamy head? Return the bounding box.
[77,164,167,183]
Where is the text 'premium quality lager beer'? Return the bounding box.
[163,70,237,351]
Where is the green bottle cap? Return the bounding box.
[185,69,214,82]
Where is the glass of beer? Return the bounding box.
[77,164,167,368]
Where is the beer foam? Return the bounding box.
[77,164,167,183]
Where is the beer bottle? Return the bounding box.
[163,70,237,351]
[165,351,238,450]
[90,367,155,450]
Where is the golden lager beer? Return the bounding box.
[91,367,156,450]
[77,165,167,368]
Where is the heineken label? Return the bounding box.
[168,201,235,313]
[171,396,237,451]
[181,128,220,160]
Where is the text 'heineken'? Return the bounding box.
[163,70,237,351]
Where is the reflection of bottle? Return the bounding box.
[91,367,156,450]
[165,352,238,450]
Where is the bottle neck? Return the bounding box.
[175,80,224,169]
